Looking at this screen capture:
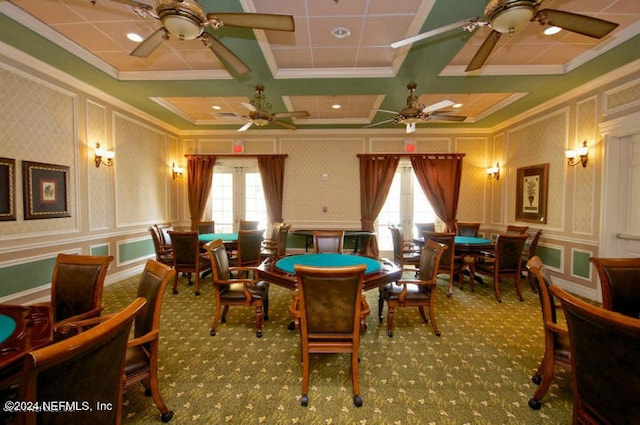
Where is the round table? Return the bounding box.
[0,314,16,344]
[275,253,382,275]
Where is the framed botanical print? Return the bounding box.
[22,161,71,220]
[0,157,16,221]
[516,163,549,224]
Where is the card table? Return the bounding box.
[198,233,239,250]
[291,230,376,254]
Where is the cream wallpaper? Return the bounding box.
[456,137,489,223]
[87,100,109,231]
[573,97,598,236]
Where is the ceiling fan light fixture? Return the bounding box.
[332,27,351,39]
[486,0,535,34]
[127,33,143,42]
[544,26,562,35]
[162,15,203,40]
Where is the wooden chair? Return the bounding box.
[526,256,571,410]
[124,260,176,423]
[312,230,344,254]
[168,231,211,296]
[17,297,146,425]
[550,284,640,424]
[45,253,113,340]
[475,234,528,302]
[149,226,174,267]
[195,220,215,234]
[423,231,464,297]
[204,239,270,338]
[590,257,640,318]
[260,223,290,260]
[378,239,447,337]
[293,264,366,407]
[155,223,173,250]
[506,224,529,234]
[522,229,542,290]
[414,222,435,235]
[455,221,481,237]
[388,225,420,269]
[230,229,265,269]
[239,219,259,230]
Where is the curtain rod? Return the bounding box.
[357,153,465,159]
[185,154,288,158]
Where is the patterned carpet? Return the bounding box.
[104,269,573,424]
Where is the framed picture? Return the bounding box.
[516,163,549,224]
[22,161,70,220]
[0,157,16,221]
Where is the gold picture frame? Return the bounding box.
[0,157,16,221]
[516,163,549,224]
[22,161,70,220]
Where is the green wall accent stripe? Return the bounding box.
[572,250,592,279]
[0,257,56,298]
[90,244,109,256]
[537,245,562,269]
[119,238,154,263]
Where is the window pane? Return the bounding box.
[211,173,233,233]
[413,175,437,238]
[244,173,267,230]
[376,174,401,251]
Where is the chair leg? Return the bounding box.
[386,305,395,337]
[194,272,200,296]
[255,301,264,338]
[147,359,174,422]
[529,355,555,410]
[377,291,384,322]
[221,305,230,322]
[351,351,362,407]
[514,274,524,302]
[263,295,269,321]
[493,276,502,303]
[172,273,179,295]
[301,349,310,407]
[210,298,223,336]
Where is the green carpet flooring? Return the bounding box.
[104,270,573,424]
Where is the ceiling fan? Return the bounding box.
[238,85,310,132]
[107,0,295,75]
[391,0,619,72]
[366,83,466,133]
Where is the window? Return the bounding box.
[376,163,438,252]
[208,163,267,233]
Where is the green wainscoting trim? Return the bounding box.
[0,256,56,298]
[90,244,109,256]
[572,250,592,279]
[119,238,154,263]
[537,245,562,269]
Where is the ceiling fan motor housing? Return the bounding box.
[486,0,536,33]
[157,0,206,40]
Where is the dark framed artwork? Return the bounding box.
[516,163,549,224]
[22,161,70,220]
[0,157,16,221]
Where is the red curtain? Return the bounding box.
[257,155,286,223]
[410,155,463,232]
[358,155,400,258]
[186,155,216,230]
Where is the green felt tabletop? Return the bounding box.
[198,233,238,243]
[0,314,16,344]
[454,236,492,245]
[276,253,382,275]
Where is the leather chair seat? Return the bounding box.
[220,281,269,301]
[124,345,149,376]
[380,282,430,301]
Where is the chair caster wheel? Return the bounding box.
[256,331,262,338]
[353,395,363,407]
[528,398,541,410]
[160,410,174,422]
[387,331,393,337]
[221,317,226,323]
[434,330,441,337]
[497,299,502,303]
[519,297,524,302]
[301,395,308,407]
[172,289,178,295]
[532,375,542,385]
[446,292,452,298]
[194,291,200,296]
[144,388,152,397]
[210,330,216,336]
[287,321,296,331]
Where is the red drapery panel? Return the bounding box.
[186,155,216,230]
[358,155,400,258]
[257,155,286,223]
[410,155,463,232]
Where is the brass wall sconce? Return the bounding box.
[486,162,501,180]
[565,141,589,168]
[172,163,185,180]
[94,143,114,168]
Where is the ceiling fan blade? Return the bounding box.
[274,111,309,119]
[107,0,154,10]
[422,99,455,114]
[428,114,467,122]
[241,102,257,112]
[238,121,253,132]
[534,9,619,39]
[377,109,400,115]
[130,28,168,58]
[466,30,501,72]
[364,119,394,129]
[274,120,297,130]
[200,32,251,75]
[391,19,474,48]
[207,13,295,32]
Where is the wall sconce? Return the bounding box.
[486,162,501,180]
[94,143,114,168]
[565,141,589,168]
[172,163,184,180]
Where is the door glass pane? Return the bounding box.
[413,175,437,238]
[211,172,233,233]
[244,173,267,231]
[376,174,401,251]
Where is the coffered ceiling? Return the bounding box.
[0,0,638,132]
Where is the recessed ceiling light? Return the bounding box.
[127,33,143,43]
[331,27,351,39]
[212,105,222,110]
[331,103,342,109]
[544,26,562,35]
[453,103,463,108]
